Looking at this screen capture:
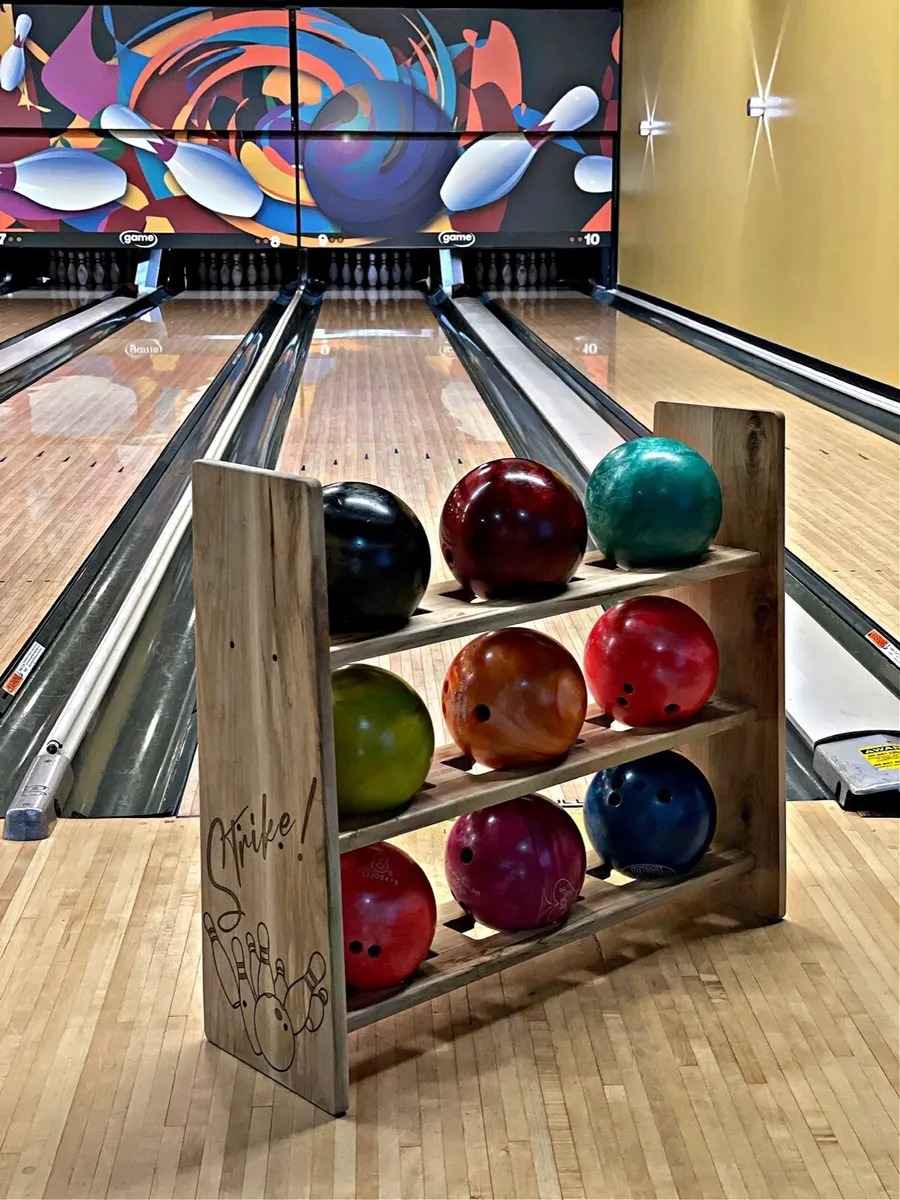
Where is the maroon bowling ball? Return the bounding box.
[439,459,587,600]
[445,794,586,931]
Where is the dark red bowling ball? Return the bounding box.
[443,628,588,769]
[445,794,586,931]
[340,842,436,992]
[583,596,719,726]
[439,459,587,600]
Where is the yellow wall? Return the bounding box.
[618,0,900,386]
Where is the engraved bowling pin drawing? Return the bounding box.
[232,936,262,1054]
[256,922,276,996]
[203,914,239,1008]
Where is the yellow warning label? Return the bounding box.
[859,743,900,770]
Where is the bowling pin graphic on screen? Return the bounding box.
[0,13,31,92]
[0,147,127,212]
[100,105,263,219]
[440,85,600,213]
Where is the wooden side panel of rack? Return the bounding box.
[192,462,349,1116]
[655,402,786,921]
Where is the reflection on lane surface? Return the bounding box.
[0,296,269,666]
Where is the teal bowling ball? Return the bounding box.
[585,438,722,567]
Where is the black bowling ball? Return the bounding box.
[322,482,431,636]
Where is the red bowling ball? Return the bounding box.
[439,459,587,600]
[341,842,436,992]
[583,595,719,726]
[445,794,586,932]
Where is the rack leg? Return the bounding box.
[193,461,349,1114]
[654,403,786,923]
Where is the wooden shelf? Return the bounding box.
[338,696,756,852]
[346,847,755,1031]
[329,545,759,667]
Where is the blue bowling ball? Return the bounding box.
[583,751,716,879]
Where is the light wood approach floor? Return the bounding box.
[503,294,900,637]
[0,803,894,1200]
[0,295,268,670]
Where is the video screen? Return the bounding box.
[297,9,619,134]
[0,6,619,250]
[299,133,615,249]
[0,131,297,248]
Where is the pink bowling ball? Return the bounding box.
[444,794,586,932]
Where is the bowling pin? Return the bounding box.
[108,251,119,285]
[403,251,413,283]
[76,251,88,287]
[219,253,230,288]
[0,147,127,212]
[47,248,57,283]
[208,250,218,286]
[528,251,538,287]
[93,250,104,286]
[259,251,270,285]
[65,250,75,285]
[515,254,527,289]
[231,251,242,288]
[246,251,258,285]
[328,251,338,284]
[0,13,31,92]
[378,251,389,287]
[538,251,548,285]
[475,252,484,287]
[202,914,239,1008]
[488,251,497,285]
[573,154,613,194]
[549,250,558,284]
[246,930,260,988]
[231,937,262,1054]
[273,253,282,284]
[391,251,402,286]
[353,252,364,286]
[256,923,276,996]
[366,252,377,287]
[501,252,512,287]
[100,104,263,219]
[274,958,288,1005]
[341,251,351,286]
[440,85,600,212]
[198,250,207,286]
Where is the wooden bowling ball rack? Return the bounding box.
[192,402,785,1116]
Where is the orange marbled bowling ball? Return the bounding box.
[442,628,587,769]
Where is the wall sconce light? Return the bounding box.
[746,96,785,117]
[639,118,664,136]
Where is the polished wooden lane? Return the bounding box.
[0,291,89,345]
[0,295,268,669]
[0,803,894,1198]
[503,293,899,636]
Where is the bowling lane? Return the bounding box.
[503,293,899,636]
[0,290,92,344]
[0,294,268,668]
[264,293,602,827]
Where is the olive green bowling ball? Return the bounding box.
[585,437,722,567]
[332,665,434,816]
